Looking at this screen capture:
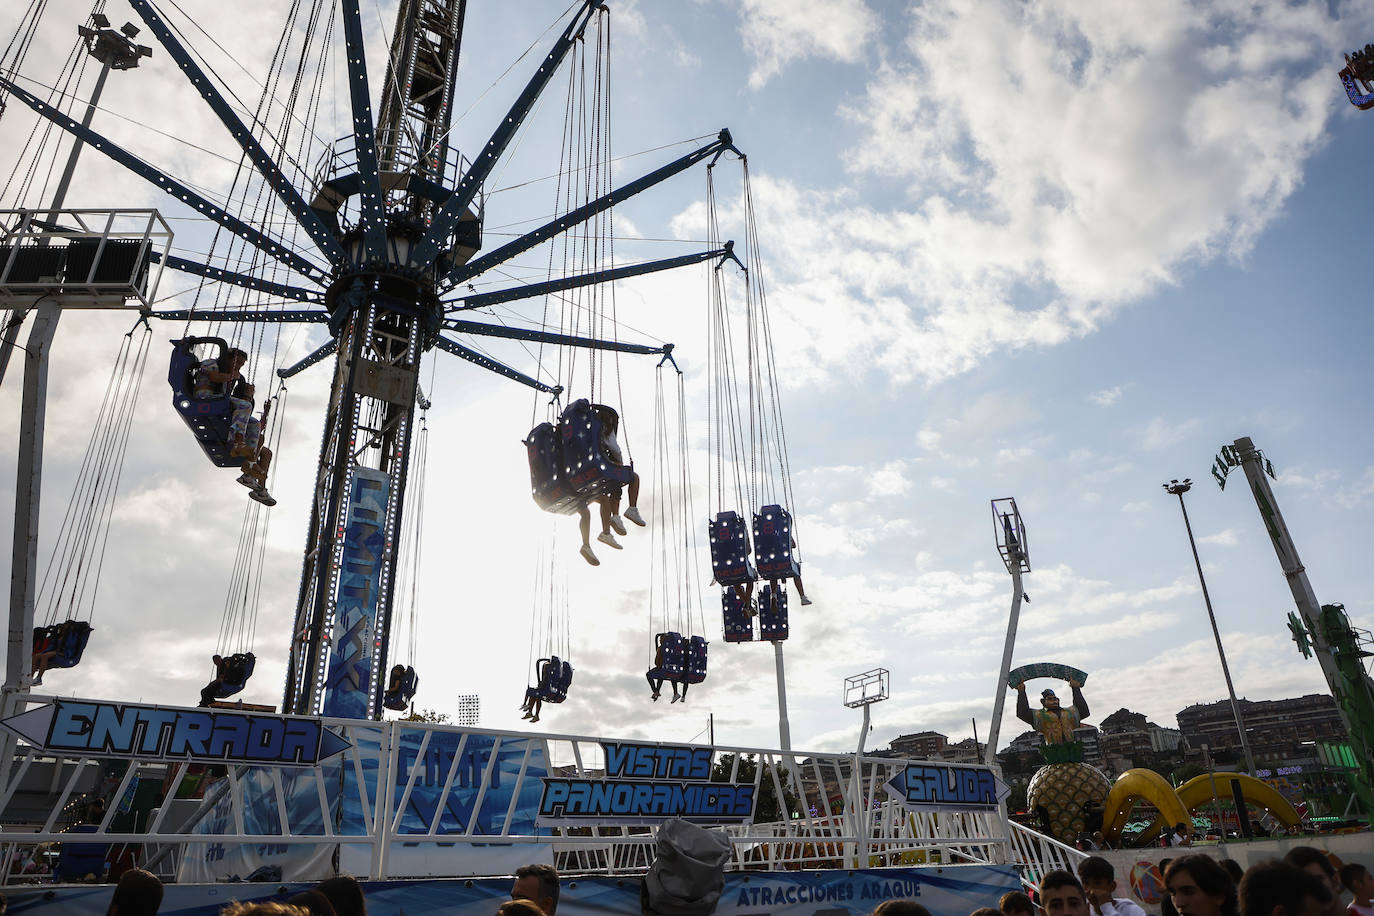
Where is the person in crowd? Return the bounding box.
[313,875,366,916]
[1039,870,1089,916]
[217,904,308,916]
[1078,856,1147,916]
[105,868,163,916]
[1238,860,1332,916]
[1159,859,1180,916]
[1000,891,1036,916]
[1220,861,1245,885]
[283,891,335,916]
[511,863,559,916]
[970,908,1002,916]
[1164,855,1239,916]
[1341,864,1374,916]
[1285,848,1344,916]
[498,903,546,916]
[870,903,932,916]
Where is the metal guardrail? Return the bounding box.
[0,209,170,308]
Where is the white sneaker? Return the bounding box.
[580,545,600,566]
[609,515,627,536]
[236,473,258,489]
[800,596,813,606]
[597,531,622,549]
[624,507,646,526]
[250,488,277,507]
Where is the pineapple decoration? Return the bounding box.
[1010,662,1111,845]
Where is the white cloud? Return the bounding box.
[737,0,880,88]
[1139,416,1202,450]
[1198,528,1240,547]
[1089,386,1123,407]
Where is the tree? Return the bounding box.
[403,708,451,724]
[711,753,800,823]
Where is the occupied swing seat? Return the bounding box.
[753,504,801,580]
[708,511,758,587]
[646,631,687,684]
[721,589,754,643]
[758,584,789,642]
[384,665,419,711]
[524,399,633,514]
[543,659,573,704]
[40,620,94,670]
[169,337,241,468]
[682,636,708,685]
[212,652,256,699]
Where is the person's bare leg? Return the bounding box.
[578,505,591,549]
[597,497,622,548]
[628,471,640,508]
[795,575,812,605]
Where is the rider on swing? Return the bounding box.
[577,405,645,566]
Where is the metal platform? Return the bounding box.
[0,208,170,308]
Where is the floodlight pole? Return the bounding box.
[1165,478,1256,775]
[774,641,792,751]
[985,499,1029,767]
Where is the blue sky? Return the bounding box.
[2,0,1374,757]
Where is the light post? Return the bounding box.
[843,668,888,868]
[1164,478,1257,775]
[985,498,1029,767]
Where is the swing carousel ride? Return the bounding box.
[0,0,811,728]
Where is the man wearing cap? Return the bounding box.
[1015,680,1089,744]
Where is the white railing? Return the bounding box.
[1007,819,1088,889]
[0,696,1016,883]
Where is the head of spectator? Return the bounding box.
[1001,891,1036,916]
[1077,855,1122,909]
[285,891,336,916]
[217,904,308,916]
[971,909,1002,916]
[1040,871,1088,916]
[870,902,932,916]
[1239,860,1332,916]
[1164,854,1238,916]
[498,902,546,916]
[512,864,560,916]
[314,876,366,916]
[1340,864,1374,906]
[1284,848,1341,916]
[1220,861,1245,885]
[106,868,164,916]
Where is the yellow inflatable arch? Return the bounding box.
[1102,768,1193,847]
[1174,773,1302,830]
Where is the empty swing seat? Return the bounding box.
[559,399,633,500]
[753,504,801,579]
[213,652,256,699]
[708,511,757,587]
[384,666,419,711]
[169,337,240,468]
[683,636,708,685]
[758,585,789,641]
[721,589,754,643]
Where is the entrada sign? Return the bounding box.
[884,763,1009,812]
[0,700,351,767]
[536,741,757,825]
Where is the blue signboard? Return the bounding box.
[0,700,349,767]
[323,466,390,720]
[537,741,756,825]
[883,763,1009,812]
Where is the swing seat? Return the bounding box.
[708,511,757,587]
[524,422,582,514]
[1342,69,1374,110]
[545,660,573,704]
[683,636,708,685]
[721,589,754,643]
[753,505,801,579]
[168,337,241,469]
[213,652,255,699]
[50,621,94,669]
[559,400,633,500]
[656,632,686,678]
[758,585,789,642]
[384,666,419,710]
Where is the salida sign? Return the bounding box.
[883,762,1010,813]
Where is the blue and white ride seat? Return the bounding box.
[721,589,755,643]
[708,511,758,587]
[655,631,687,679]
[384,665,419,711]
[49,620,94,669]
[758,584,789,642]
[213,652,256,699]
[682,636,708,685]
[558,399,633,501]
[753,504,801,579]
[524,422,582,514]
[545,660,574,704]
[168,337,241,468]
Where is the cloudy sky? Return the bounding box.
[2,0,1374,760]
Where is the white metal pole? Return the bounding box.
[857,703,871,756]
[773,640,791,751]
[984,565,1023,766]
